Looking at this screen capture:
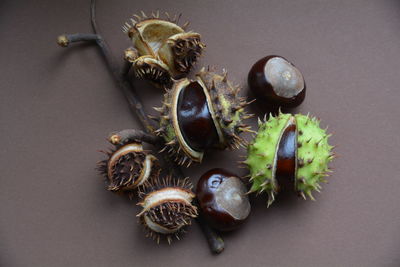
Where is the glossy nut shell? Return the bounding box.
[196,168,250,231]
[248,55,306,108]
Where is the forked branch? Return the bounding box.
[56,0,224,254]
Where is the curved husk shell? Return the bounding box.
[132,56,173,88]
[196,68,253,149]
[137,176,198,243]
[155,79,204,167]
[97,142,160,196]
[245,113,292,206]
[158,32,204,77]
[294,114,334,200]
[123,12,205,87]
[128,18,184,57]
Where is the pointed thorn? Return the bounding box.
[153,106,164,112]
[182,21,190,30]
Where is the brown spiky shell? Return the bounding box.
[122,11,205,87]
[154,68,253,166]
[196,68,254,149]
[137,176,198,243]
[97,142,160,195]
[131,56,173,88]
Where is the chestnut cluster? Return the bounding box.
[56,0,334,254]
[95,10,333,247]
[96,11,256,245]
[98,137,199,243]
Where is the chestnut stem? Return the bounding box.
[108,129,161,146]
[194,199,225,254]
[56,0,224,254]
[57,33,100,47]
[198,216,225,254]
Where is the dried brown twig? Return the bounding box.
[56,0,224,254]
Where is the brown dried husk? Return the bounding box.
[137,176,198,243]
[122,11,205,87]
[97,143,160,196]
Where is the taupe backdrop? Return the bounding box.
[1,0,400,266]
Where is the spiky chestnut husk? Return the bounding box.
[245,112,335,206]
[137,176,198,244]
[97,142,160,195]
[131,56,173,88]
[196,68,254,149]
[154,68,253,166]
[122,11,205,87]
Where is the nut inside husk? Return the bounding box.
[245,112,335,206]
[154,68,253,166]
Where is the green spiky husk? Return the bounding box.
[246,112,334,206]
[246,113,292,206]
[294,114,334,200]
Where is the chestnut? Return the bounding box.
[155,69,251,166]
[177,81,219,151]
[275,117,297,191]
[245,113,335,206]
[248,55,306,108]
[196,168,250,231]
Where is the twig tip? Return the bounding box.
[57,35,69,47]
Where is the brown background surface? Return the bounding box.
[1,0,400,266]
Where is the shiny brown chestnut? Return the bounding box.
[275,118,297,191]
[156,69,252,166]
[196,168,250,231]
[177,81,219,151]
[248,55,306,108]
